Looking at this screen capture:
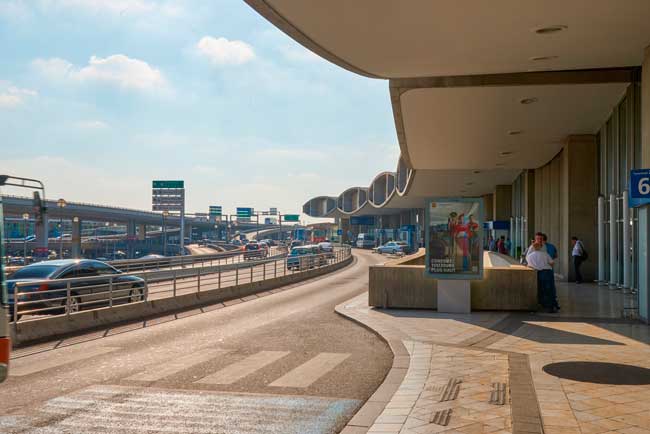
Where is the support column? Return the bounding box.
[71,217,81,258]
[638,46,650,321]
[482,194,494,221]
[493,185,512,221]
[137,224,146,241]
[609,193,618,287]
[35,212,48,250]
[127,221,136,259]
[598,196,606,284]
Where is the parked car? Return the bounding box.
[243,241,266,260]
[375,241,410,255]
[356,233,376,249]
[7,259,145,318]
[24,235,36,242]
[290,240,304,249]
[286,245,326,271]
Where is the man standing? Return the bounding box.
[571,236,586,283]
[542,233,558,260]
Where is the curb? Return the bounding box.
[334,295,410,434]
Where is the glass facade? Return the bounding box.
[598,77,642,291]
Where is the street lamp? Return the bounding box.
[162,210,169,256]
[57,198,66,259]
[22,213,29,264]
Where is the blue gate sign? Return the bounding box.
[337,229,343,236]
[630,169,650,208]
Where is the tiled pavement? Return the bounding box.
[336,284,650,434]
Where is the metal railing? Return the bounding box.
[11,246,351,323]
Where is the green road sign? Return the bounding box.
[209,206,222,216]
[236,207,253,218]
[153,180,184,189]
[283,214,300,222]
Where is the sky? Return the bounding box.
[0,0,399,219]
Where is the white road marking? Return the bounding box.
[126,348,229,382]
[269,353,350,388]
[196,351,290,385]
[10,346,120,377]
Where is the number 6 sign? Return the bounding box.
[630,169,650,208]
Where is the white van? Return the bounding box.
[356,233,375,249]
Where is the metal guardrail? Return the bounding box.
[11,246,351,323]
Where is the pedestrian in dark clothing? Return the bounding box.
[571,236,586,283]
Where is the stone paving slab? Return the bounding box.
[336,291,650,434]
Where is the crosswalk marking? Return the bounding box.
[197,351,290,385]
[126,349,229,382]
[10,346,120,377]
[269,352,350,388]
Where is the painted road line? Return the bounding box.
[10,346,120,377]
[18,384,361,434]
[196,351,290,385]
[269,353,350,388]
[126,349,230,382]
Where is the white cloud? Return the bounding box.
[197,36,255,66]
[76,120,109,130]
[0,82,38,108]
[33,54,166,91]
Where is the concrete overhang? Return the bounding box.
[244,0,650,79]
[391,69,634,170]
[302,196,340,218]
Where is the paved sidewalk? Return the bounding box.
[336,290,650,434]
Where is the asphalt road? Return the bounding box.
[1,249,391,434]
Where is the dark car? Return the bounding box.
[7,259,145,318]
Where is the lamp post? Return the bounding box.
[162,210,169,256]
[57,198,66,259]
[22,213,29,264]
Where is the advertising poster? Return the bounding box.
[425,198,484,280]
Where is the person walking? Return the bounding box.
[497,236,507,254]
[526,242,557,312]
[571,236,586,283]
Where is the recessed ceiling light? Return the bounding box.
[460,190,467,193]
[520,97,538,105]
[495,163,505,167]
[472,170,481,174]
[530,55,559,62]
[534,25,567,35]
[465,182,474,186]
[507,130,523,136]
[499,151,514,157]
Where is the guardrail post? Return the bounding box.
[274,259,277,278]
[263,262,266,280]
[250,264,253,282]
[13,285,19,323]
[173,270,177,297]
[236,265,239,286]
[144,273,149,301]
[218,268,222,289]
[66,281,71,316]
[197,268,201,293]
[109,277,113,308]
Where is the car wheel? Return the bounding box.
[65,295,81,314]
[129,286,144,303]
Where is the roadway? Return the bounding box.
[2,250,391,434]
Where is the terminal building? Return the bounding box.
[245,1,650,320]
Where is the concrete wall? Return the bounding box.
[483,194,494,221]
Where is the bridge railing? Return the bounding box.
[11,246,351,323]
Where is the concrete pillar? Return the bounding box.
[524,170,536,244]
[35,212,48,249]
[493,185,512,221]
[562,135,599,283]
[137,224,146,241]
[639,46,650,321]
[482,194,494,221]
[71,217,81,258]
[127,221,136,259]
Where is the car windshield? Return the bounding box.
[10,265,60,279]
[291,248,309,255]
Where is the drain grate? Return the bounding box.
[430,408,453,426]
[438,377,462,402]
[489,382,507,405]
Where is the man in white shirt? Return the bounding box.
[571,236,586,284]
[526,242,557,312]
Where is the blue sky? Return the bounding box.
[0,0,398,218]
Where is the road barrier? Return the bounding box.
[10,246,352,344]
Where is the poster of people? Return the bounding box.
[425,198,484,279]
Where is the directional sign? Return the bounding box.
[236,207,253,217]
[270,207,278,215]
[152,180,184,189]
[350,216,375,226]
[209,206,222,216]
[630,169,650,208]
[337,229,343,236]
[283,214,299,222]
